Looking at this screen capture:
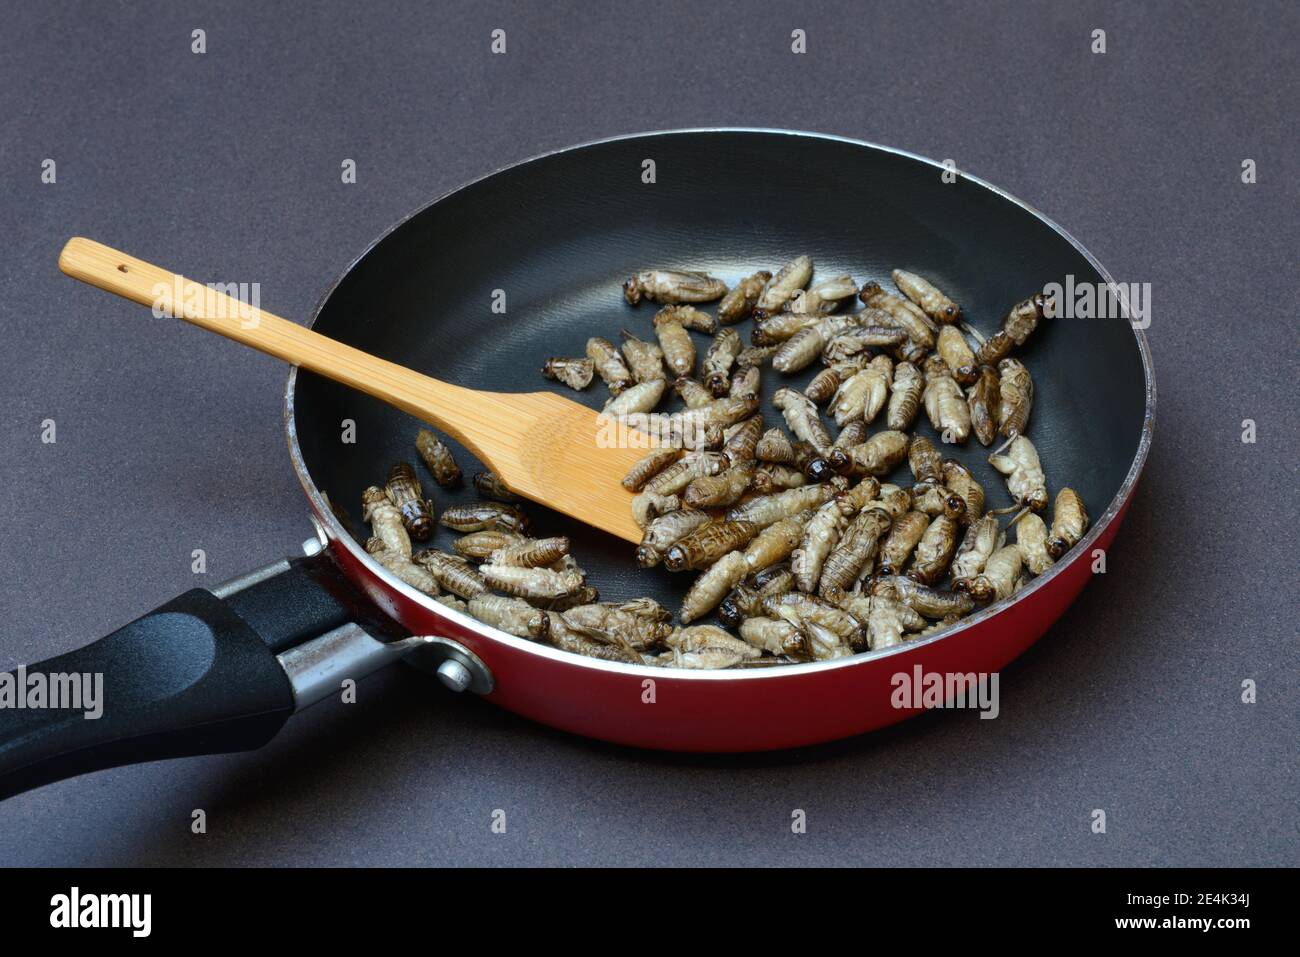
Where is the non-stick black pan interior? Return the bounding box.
[293,130,1148,614]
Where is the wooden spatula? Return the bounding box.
[59,237,654,542]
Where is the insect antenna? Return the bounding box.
[960,320,987,345]
[990,433,1017,457]
[1001,505,1031,528]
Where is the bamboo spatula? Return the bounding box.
[59,237,655,543]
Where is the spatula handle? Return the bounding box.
[57,237,481,445]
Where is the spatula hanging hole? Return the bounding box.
[117,264,128,273]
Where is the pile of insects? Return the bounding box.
[357,258,1089,669]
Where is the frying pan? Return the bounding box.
[0,130,1154,798]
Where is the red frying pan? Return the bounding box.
[0,130,1154,798]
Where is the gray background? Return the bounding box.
[0,0,1295,866]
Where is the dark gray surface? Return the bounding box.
[0,0,1295,866]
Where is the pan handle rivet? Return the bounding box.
[436,659,473,693]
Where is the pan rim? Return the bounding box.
[284,127,1156,682]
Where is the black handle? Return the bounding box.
[0,588,293,800]
[0,551,398,800]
